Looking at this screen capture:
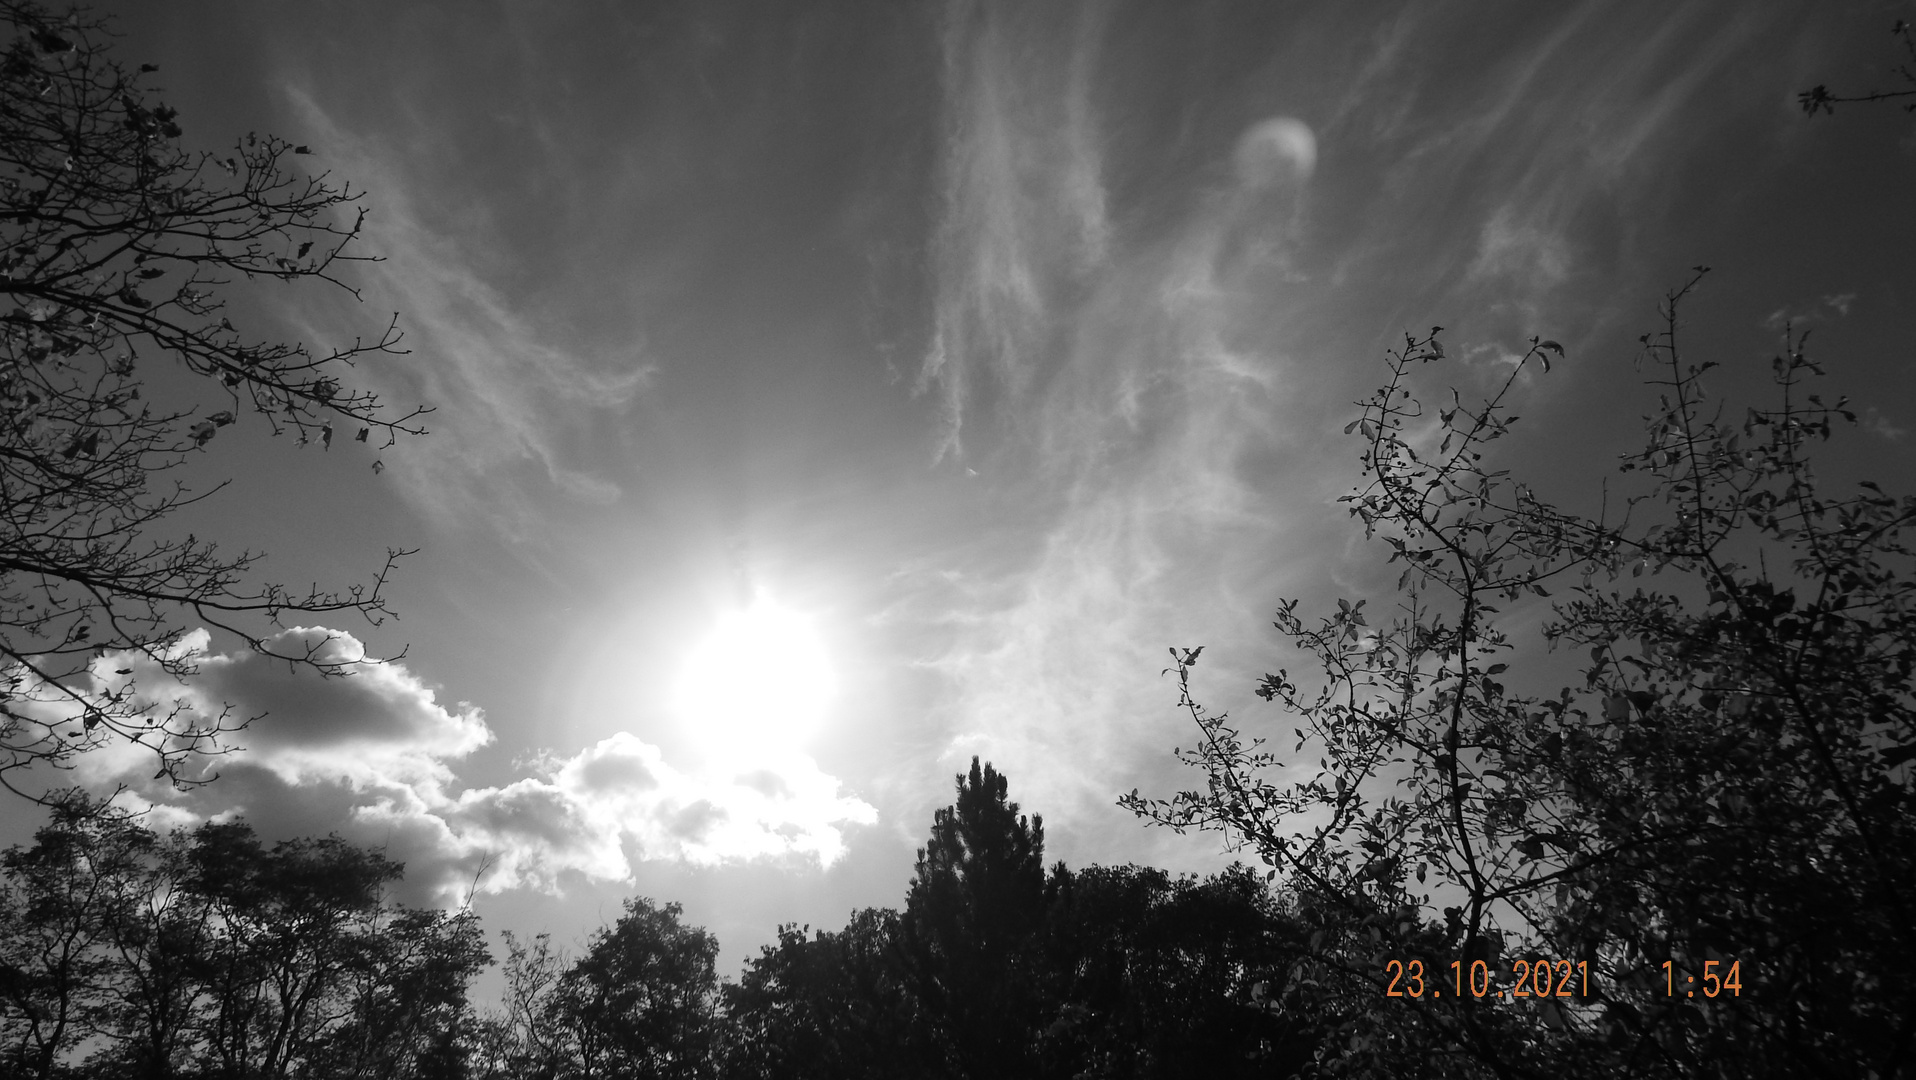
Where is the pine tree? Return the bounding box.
[897,757,1047,1079]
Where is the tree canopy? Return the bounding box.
[0,793,488,1080]
[1126,285,1914,1078]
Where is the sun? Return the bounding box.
[673,598,835,754]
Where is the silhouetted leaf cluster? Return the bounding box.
[1128,275,1916,1077]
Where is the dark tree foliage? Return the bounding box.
[472,901,721,1080]
[1037,863,1318,1079]
[554,898,721,1080]
[718,908,922,1080]
[896,756,1048,1079]
[0,1,426,799]
[0,793,487,1080]
[1126,278,1916,1077]
[717,760,1322,1079]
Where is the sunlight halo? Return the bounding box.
[673,598,835,756]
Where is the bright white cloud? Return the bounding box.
[58,628,875,907]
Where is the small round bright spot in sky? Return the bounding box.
[674,598,834,755]
[1234,116,1316,187]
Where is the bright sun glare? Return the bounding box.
[674,599,835,754]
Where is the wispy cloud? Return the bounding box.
[900,1,1798,861]
[891,3,1352,859]
[278,88,653,540]
[916,0,1114,461]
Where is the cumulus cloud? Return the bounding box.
[59,628,875,907]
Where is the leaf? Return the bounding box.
[371,460,385,475]
[294,145,312,154]
[355,426,369,442]
[1881,743,1916,768]
[297,241,313,258]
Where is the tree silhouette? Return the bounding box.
[718,762,1325,1078]
[0,794,487,1079]
[1128,281,1916,1076]
[0,0,427,801]
[535,897,721,1080]
[896,756,1048,1079]
[719,908,921,1080]
[1038,863,1318,1078]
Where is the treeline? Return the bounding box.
[2,761,1321,1080]
[0,796,485,1080]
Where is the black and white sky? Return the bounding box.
[28,0,1916,974]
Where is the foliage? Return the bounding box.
[0,0,426,799]
[555,897,721,1080]
[1798,19,1916,116]
[719,759,1321,1079]
[473,900,721,1080]
[0,793,487,1080]
[718,909,921,1080]
[1125,274,1916,1077]
[1036,862,1317,1079]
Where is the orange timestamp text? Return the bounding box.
[1383,958,1593,1000]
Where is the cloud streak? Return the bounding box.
[901,1,1797,863]
[917,0,1114,462]
[278,87,653,541]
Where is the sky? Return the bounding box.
[13,0,1915,979]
